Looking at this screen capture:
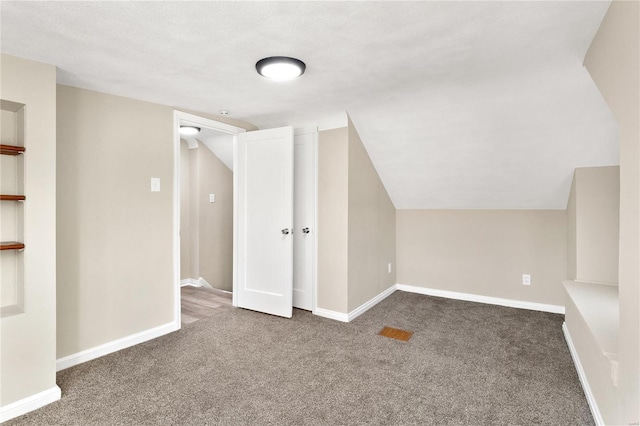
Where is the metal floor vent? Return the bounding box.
[378,326,413,342]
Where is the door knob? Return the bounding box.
[302,228,310,234]
[281,228,290,235]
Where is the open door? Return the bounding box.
[292,129,316,311]
[236,126,294,318]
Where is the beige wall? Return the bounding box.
[188,148,200,279]
[397,210,567,306]
[180,142,233,290]
[57,85,175,358]
[196,145,233,291]
[56,86,256,359]
[317,122,396,314]
[569,166,620,284]
[584,1,639,423]
[317,127,349,313]
[567,174,577,280]
[180,140,191,279]
[347,118,396,311]
[0,54,57,405]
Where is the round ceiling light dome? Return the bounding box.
[180,125,201,136]
[256,56,306,81]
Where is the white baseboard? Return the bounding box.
[0,385,61,423]
[348,285,396,322]
[316,284,564,322]
[198,277,213,289]
[315,285,396,323]
[314,307,349,322]
[562,323,604,426]
[56,321,178,372]
[180,277,214,289]
[396,284,565,314]
[180,278,199,287]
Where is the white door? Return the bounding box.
[293,129,316,311]
[236,126,294,318]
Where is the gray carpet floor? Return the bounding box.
[7,292,593,425]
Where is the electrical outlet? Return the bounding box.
[388,263,392,274]
[522,274,531,286]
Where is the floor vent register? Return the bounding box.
[378,326,413,342]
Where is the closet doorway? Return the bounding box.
[172,111,318,327]
[173,112,246,326]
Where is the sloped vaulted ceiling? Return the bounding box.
[0,1,617,209]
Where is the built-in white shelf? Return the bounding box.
[564,280,619,360]
[1,99,26,317]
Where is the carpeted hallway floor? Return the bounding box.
[7,292,593,425]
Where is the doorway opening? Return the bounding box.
[173,111,245,328]
[172,111,318,327]
[179,126,236,325]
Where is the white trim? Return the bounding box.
[313,128,319,316]
[294,127,318,136]
[396,284,565,314]
[316,284,565,323]
[56,322,177,372]
[198,277,213,289]
[315,285,397,323]
[173,110,182,331]
[185,136,198,150]
[294,127,318,314]
[562,323,604,426]
[232,133,239,308]
[314,307,349,322]
[176,111,249,135]
[180,277,215,290]
[267,112,347,132]
[572,278,618,287]
[348,285,396,322]
[180,278,199,287]
[0,386,61,423]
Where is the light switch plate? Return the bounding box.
[151,178,161,192]
[209,194,215,203]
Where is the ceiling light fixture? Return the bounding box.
[180,125,201,136]
[256,56,306,81]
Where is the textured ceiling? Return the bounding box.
[0,1,617,209]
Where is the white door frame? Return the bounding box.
[172,110,246,329]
